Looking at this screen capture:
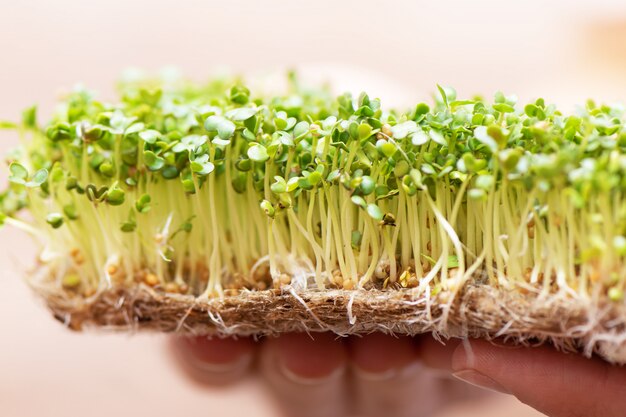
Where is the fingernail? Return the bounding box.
[279,357,345,385]
[426,368,457,379]
[452,370,510,395]
[174,339,253,374]
[186,352,253,374]
[353,359,425,381]
[352,366,398,381]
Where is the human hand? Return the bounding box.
[420,338,626,417]
[171,333,482,417]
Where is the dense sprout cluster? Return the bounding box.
[2,75,626,303]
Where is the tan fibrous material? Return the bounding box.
[31,272,626,365]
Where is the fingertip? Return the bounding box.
[350,335,456,417]
[417,334,461,372]
[448,339,626,417]
[260,333,349,417]
[171,335,255,385]
[449,338,543,376]
[449,339,530,395]
[268,332,347,380]
[350,333,417,376]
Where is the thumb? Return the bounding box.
[450,340,626,417]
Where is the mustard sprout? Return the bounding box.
[1,75,625,304]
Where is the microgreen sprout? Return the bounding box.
[2,74,626,305]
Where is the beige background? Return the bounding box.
[2,0,626,416]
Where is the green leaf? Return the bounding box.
[401,175,417,196]
[0,121,18,129]
[9,163,28,183]
[98,162,115,177]
[106,186,126,206]
[83,125,110,142]
[121,220,137,232]
[243,114,258,133]
[124,122,145,135]
[205,115,236,141]
[360,176,376,195]
[390,121,417,139]
[139,129,161,144]
[182,178,195,194]
[468,188,487,200]
[120,209,137,232]
[226,107,258,121]
[230,85,250,105]
[190,160,215,175]
[276,131,294,147]
[413,103,430,118]
[376,189,399,201]
[351,195,367,208]
[217,119,236,140]
[235,158,252,171]
[376,139,396,158]
[326,169,341,183]
[46,122,72,142]
[172,134,208,152]
[232,172,247,193]
[22,105,37,128]
[270,176,287,194]
[284,117,297,131]
[161,166,179,179]
[85,184,109,202]
[486,125,507,148]
[307,171,323,186]
[436,84,449,108]
[63,204,79,220]
[366,204,384,221]
[411,131,429,146]
[26,169,48,188]
[248,144,269,162]
[421,163,435,175]
[429,130,446,146]
[351,230,362,249]
[9,163,28,179]
[286,177,300,192]
[394,160,410,177]
[449,99,476,108]
[409,169,424,189]
[499,148,522,170]
[260,199,275,218]
[135,194,152,213]
[212,138,231,147]
[473,126,498,153]
[241,128,256,141]
[493,103,514,113]
[293,121,309,138]
[524,104,538,117]
[46,213,64,229]
[449,170,468,182]
[272,116,286,131]
[143,150,165,171]
[447,255,459,268]
[475,174,495,190]
[461,153,487,173]
[357,123,373,140]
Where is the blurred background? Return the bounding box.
[2,0,626,415]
